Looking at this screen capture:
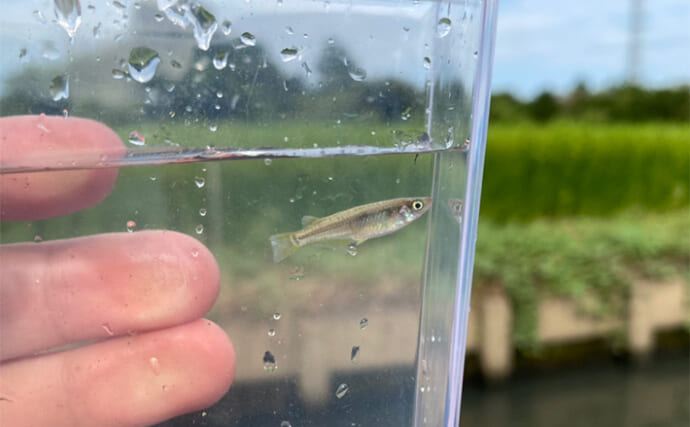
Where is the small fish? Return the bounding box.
[446,198,464,225]
[269,197,432,262]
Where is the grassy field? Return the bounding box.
[1,120,687,346]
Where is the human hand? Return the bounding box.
[0,115,235,427]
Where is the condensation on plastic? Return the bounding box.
[413,1,499,426]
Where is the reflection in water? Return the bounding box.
[158,354,688,427]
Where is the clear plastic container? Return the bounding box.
[0,1,498,426]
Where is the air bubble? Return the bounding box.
[264,159,272,166]
[199,208,207,217]
[335,383,349,399]
[359,318,368,329]
[273,312,281,320]
[347,243,358,256]
[280,422,292,427]
[268,328,276,337]
[423,57,431,69]
[194,176,206,188]
[126,220,137,232]
[195,224,204,234]
[285,26,294,35]
[128,131,145,146]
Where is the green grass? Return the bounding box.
[483,122,689,221]
[474,208,690,348]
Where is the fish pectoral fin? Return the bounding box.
[301,215,321,227]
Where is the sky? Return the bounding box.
[492,0,690,98]
[1,0,688,100]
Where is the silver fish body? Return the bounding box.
[269,197,432,262]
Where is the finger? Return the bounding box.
[0,319,235,427]
[0,115,125,221]
[0,231,220,361]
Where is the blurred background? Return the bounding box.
[460,0,689,426]
[0,0,687,426]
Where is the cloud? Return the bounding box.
[491,0,690,98]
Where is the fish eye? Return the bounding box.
[412,200,424,211]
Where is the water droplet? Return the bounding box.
[194,176,206,188]
[280,47,298,62]
[327,37,335,45]
[194,56,209,71]
[335,383,349,399]
[42,43,60,60]
[102,323,114,336]
[195,224,204,234]
[54,0,82,39]
[462,137,470,151]
[281,422,292,427]
[213,49,229,69]
[209,123,218,132]
[128,47,160,83]
[199,208,207,216]
[437,17,452,38]
[92,22,102,38]
[240,32,256,46]
[301,62,312,78]
[359,318,368,329]
[263,350,277,372]
[161,384,168,391]
[264,158,272,166]
[285,26,294,35]
[33,9,47,24]
[33,235,43,243]
[473,50,478,58]
[347,243,358,256]
[423,57,431,69]
[154,13,164,22]
[18,48,28,60]
[128,131,145,146]
[149,356,160,375]
[351,345,360,363]
[221,20,232,35]
[126,220,137,232]
[62,109,69,119]
[273,312,281,320]
[268,328,276,337]
[189,5,217,51]
[347,67,367,82]
[170,59,183,69]
[49,75,69,101]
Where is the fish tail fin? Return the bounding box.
[269,232,300,263]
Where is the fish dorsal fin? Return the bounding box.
[301,215,321,227]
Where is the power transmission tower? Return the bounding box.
[626,0,643,85]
